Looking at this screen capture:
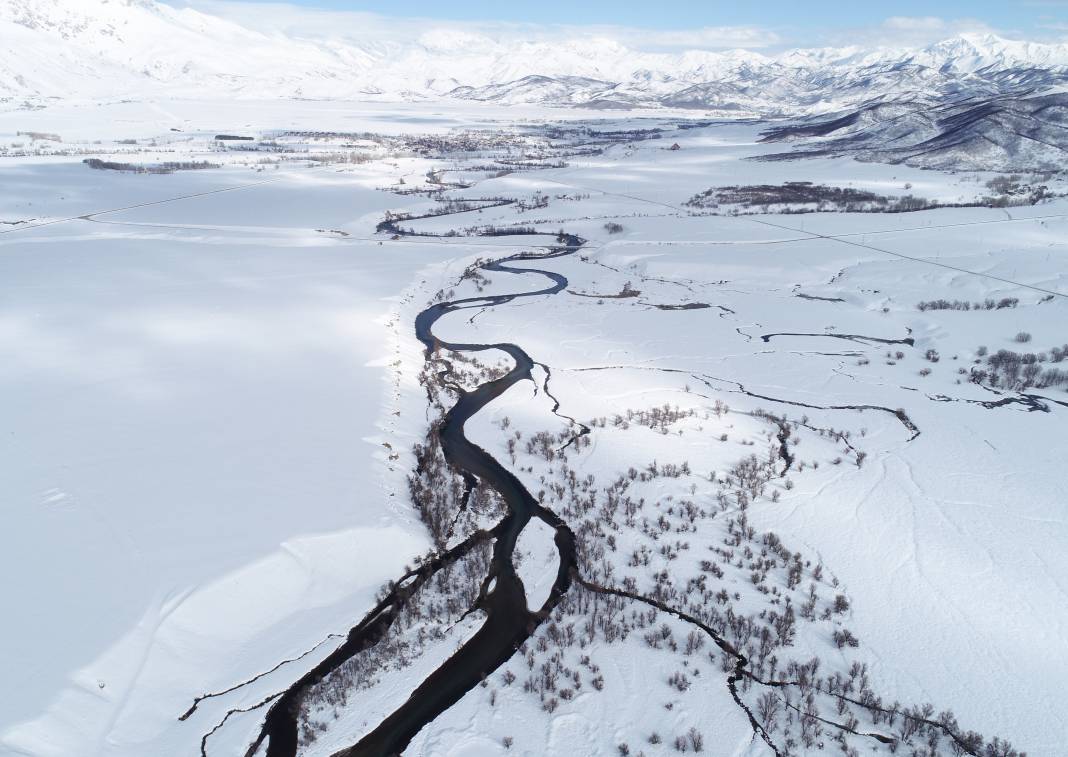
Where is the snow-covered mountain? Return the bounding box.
[3,0,1068,111]
[759,90,1068,171]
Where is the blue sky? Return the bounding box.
[184,0,1068,48]
[242,0,1061,35]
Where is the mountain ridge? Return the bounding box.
[3,0,1068,112]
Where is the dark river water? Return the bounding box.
[248,234,584,757]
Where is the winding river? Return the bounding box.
[243,230,586,757]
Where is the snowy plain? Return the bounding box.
[0,135,469,754]
[426,128,1068,753]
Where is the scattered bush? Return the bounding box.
[834,629,860,648]
[685,182,940,214]
[83,158,219,174]
[969,344,1068,390]
[917,298,1018,311]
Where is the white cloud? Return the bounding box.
[882,16,950,32]
[608,26,781,51]
[174,1,780,51]
[171,2,1063,54]
[820,16,1002,49]
[1037,19,1068,38]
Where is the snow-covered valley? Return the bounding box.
[1,102,1065,756]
